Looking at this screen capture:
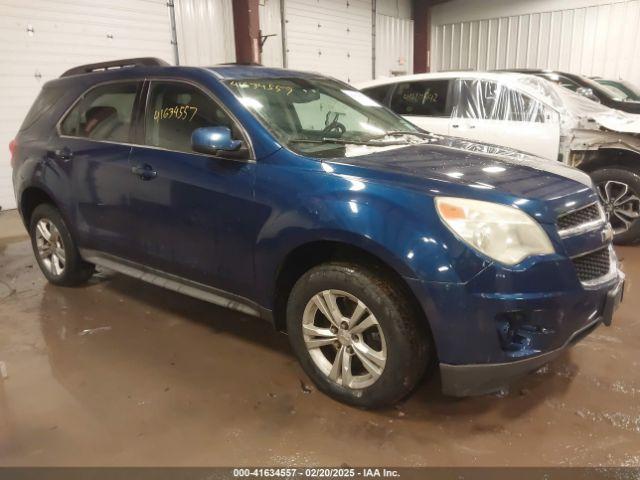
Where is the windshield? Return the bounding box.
[225,77,428,157]
[596,79,640,102]
[514,75,563,110]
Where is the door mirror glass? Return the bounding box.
[576,87,601,103]
[191,126,242,155]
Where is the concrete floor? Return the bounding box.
[0,208,638,467]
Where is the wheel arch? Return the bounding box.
[19,186,60,227]
[272,240,434,346]
[577,147,640,173]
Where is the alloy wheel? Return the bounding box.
[35,218,66,276]
[302,289,387,389]
[597,180,640,234]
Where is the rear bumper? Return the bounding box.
[439,316,600,396]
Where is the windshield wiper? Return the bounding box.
[374,130,435,139]
[289,137,410,147]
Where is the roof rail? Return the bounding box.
[60,57,170,77]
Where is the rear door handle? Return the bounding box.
[131,163,157,180]
[49,147,74,161]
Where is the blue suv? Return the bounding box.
[11,58,624,407]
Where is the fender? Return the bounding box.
[252,156,490,308]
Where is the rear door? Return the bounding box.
[54,80,143,257]
[388,79,453,135]
[451,78,560,160]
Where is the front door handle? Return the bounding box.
[48,147,74,161]
[131,163,157,181]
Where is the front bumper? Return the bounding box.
[439,274,625,396]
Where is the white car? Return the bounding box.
[358,72,640,243]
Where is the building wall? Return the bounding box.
[431,0,640,85]
[0,0,174,211]
[174,0,236,65]
[375,12,414,78]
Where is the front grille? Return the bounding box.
[557,203,603,235]
[572,247,611,283]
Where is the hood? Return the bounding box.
[590,110,640,133]
[557,86,640,134]
[329,138,596,208]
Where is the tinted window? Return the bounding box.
[145,82,239,153]
[540,74,580,92]
[361,85,391,105]
[21,85,66,131]
[60,82,138,142]
[390,80,450,116]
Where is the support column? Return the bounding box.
[232,0,261,64]
[413,0,431,73]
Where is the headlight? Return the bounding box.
[435,197,554,265]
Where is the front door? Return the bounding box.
[126,80,257,296]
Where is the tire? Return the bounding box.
[29,204,94,286]
[591,167,640,245]
[286,262,431,408]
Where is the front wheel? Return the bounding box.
[591,167,640,245]
[286,263,431,408]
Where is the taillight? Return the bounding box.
[9,139,16,168]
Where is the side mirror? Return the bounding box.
[191,126,242,155]
[576,87,601,103]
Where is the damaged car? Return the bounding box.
[359,72,640,243]
[12,60,624,407]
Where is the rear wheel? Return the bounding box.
[286,262,431,408]
[29,204,94,286]
[591,167,640,245]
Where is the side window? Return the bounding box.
[390,80,450,116]
[361,85,391,105]
[145,82,240,153]
[493,87,547,123]
[59,82,138,142]
[454,79,499,119]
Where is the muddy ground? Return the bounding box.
[0,214,638,466]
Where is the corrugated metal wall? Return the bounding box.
[0,0,174,210]
[174,0,236,65]
[259,0,284,67]
[433,0,640,85]
[284,0,373,83]
[375,13,413,78]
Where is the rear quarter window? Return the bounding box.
[361,85,391,105]
[19,85,66,131]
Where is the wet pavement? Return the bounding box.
[0,219,639,466]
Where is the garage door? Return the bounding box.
[0,0,175,211]
[284,0,372,84]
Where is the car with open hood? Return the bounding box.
[359,71,640,243]
[11,59,624,407]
